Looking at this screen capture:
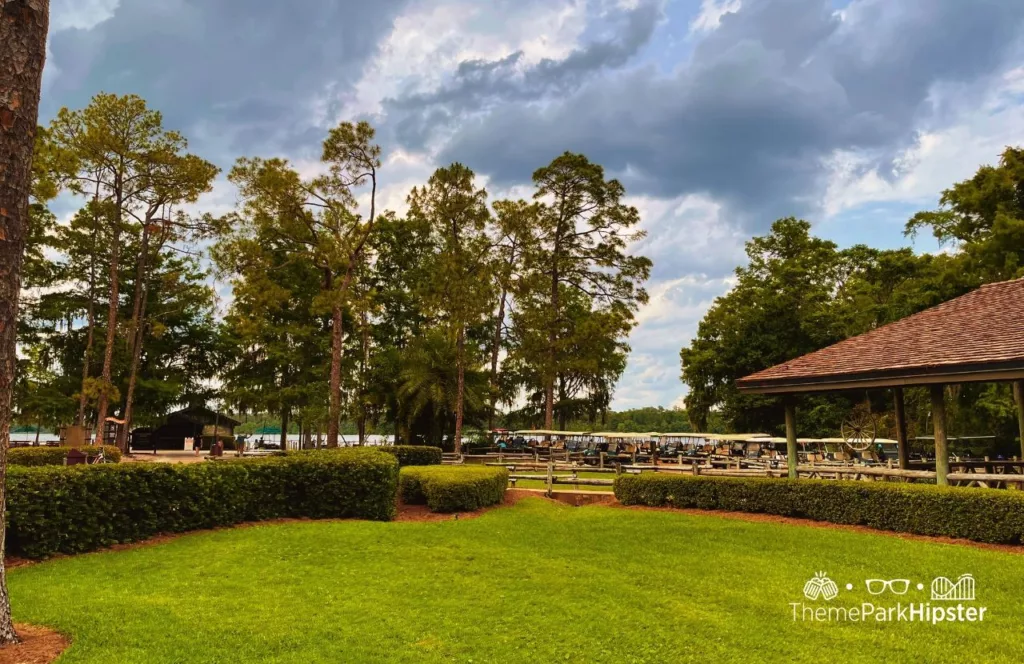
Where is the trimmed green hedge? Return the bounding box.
[400,466,508,513]
[381,445,443,467]
[10,445,122,466]
[8,448,399,559]
[614,474,1024,545]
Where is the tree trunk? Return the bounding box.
[76,246,97,426]
[453,324,467,454]
[116,223,153,451]
[357,310,368,445]
[33,416,40,446]
[125,221,150,353]
[94,188,122,443]
[116,284,148,452]
[488,287,507,433]
[0,0,50,645]
[544,263,559,430]
[327,301,344,447]
[77,191,100,427]
[557,375,567,432]
[280,407,289,451]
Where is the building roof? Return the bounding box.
[737,277,1024,394]
[166,406,241,427]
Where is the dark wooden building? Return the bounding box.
[131,406,240,451]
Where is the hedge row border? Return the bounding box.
[399,466,508,513]
[614,473,1024,545]
[8,448,399,559]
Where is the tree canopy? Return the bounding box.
[681,149,1024,449]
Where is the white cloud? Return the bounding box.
[322,0,590,124]
[613,273,734,409]
[822,67,1024,217]
[51,0,120,32]
[583,192,745,409]
[688,0,741,34]
[630,193,746,279]
[44,0,122,92]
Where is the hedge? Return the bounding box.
[7,447,399,559]
[381,445,443,467]
[399,466,508,513]
[614,474,1024,545]
[10,445,122,466]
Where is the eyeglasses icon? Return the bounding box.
[865,579,910,595]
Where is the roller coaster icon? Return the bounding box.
[930,574,975,601]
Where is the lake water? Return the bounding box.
[8,432,396,448]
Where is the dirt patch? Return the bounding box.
[613,503,1024,555]
[121,452,213,464]
[508,488,615,507]
[395,492,529,522]
[0,624,69,664]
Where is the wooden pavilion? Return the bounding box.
[736,277,1024,485]
[130,406,240,451]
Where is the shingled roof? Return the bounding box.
[736,277,1024,394]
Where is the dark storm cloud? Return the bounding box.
[426,0,1024,228]
[44,0,411,163]
[385,1,664,149]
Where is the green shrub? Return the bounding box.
[399,466,507,513]
[7,447,399,559]
[9,445,122,466]
[381,445,443,467]
[614,474,1024,544]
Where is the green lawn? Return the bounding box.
[11,498,1024,663]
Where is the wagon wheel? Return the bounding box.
[841,403,877,451]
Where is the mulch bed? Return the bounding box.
[0,624,69,664]
[613,503,1024,555]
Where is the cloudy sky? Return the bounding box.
[41,0,1024,410]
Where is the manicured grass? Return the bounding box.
[11,498,1024,663]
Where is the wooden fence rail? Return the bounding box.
[498,460,1024,493]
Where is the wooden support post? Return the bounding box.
[893,386,909,470]
[930,385,950,486]
[784,399,798,480]
[1013,380,1024,461]
[599,451,605,469]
